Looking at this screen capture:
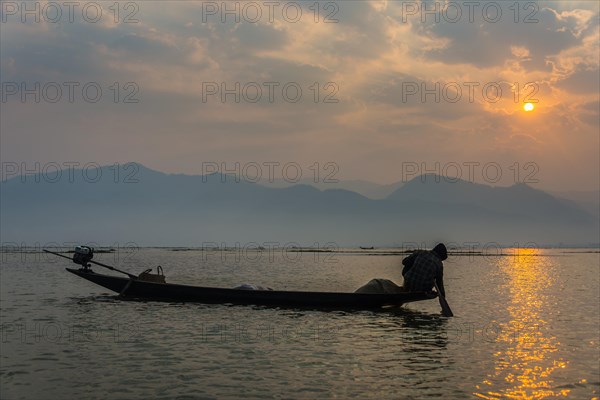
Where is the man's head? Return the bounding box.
[432,243,448,260]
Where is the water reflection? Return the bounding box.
[398,310,453,379]
[474,249,569,399]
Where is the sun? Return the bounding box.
[524,103,535,112]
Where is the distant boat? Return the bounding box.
[360,246,375,250]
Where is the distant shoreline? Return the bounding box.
[2,247,599,255]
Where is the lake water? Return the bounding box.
[1,248,598,399]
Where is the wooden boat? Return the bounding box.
[65,267,437,309]
[47,248,439,310]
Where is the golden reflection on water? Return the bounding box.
[474,248,571,400]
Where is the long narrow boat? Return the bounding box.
[65,267,437,309]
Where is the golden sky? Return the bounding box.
[1,1,598,191]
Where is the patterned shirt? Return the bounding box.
[401,250,443,292]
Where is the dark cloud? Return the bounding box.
[556,68,600,94]
[364,73,500,122]
[234,23,289,51]
[406,2,596,70]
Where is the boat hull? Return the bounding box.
[66,268,436,309]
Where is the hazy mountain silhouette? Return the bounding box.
[1,164,598,246]
[550,190,600,218]
[261,178,404,199]
[387,174,592,224]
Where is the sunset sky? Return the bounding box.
[1,0,598,191]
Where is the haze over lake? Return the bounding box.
[2,164,598,247]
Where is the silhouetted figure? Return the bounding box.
[402,243,448,296]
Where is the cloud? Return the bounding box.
[556,67,600,93]
[1,0,598,191]
[362,1,596,83]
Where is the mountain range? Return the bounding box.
[1,164,598,246]
[263,178,600,218]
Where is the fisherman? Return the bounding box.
[401,243,447,296]
[353,243,448,295]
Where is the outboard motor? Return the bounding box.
[73,246,94,268]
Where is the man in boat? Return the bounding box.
[401,243,447,296]
[354,243,448,294]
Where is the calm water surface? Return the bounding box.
[1,248,598,399]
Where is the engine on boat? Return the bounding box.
[73,246,94,267]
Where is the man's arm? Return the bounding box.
[435,265,445,297]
